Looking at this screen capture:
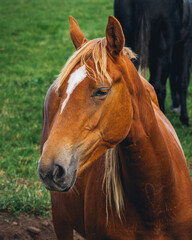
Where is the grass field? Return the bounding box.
[0,0,192,216]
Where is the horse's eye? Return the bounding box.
[93,88,110,98]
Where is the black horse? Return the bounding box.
[114,0,192,126]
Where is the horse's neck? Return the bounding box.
[120,116,175,196]
[119,74,177,222]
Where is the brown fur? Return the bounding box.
[39,16,192,239]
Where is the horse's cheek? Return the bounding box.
[102,98,133,145]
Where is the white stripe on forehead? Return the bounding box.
[60,65,87,114]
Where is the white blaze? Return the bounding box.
[60,65,87,114]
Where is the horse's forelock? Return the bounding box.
[54,38,136,91]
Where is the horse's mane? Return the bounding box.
[55,38,136,220]
[55,37,136,90]
[104,147,124,221]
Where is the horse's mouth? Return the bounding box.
[39,169,77,192]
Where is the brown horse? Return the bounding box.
[38,16,192,240]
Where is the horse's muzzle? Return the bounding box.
[38,161,77,192]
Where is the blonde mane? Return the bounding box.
[104,147,124,221]
[55,38,136,220]
[55,37,136,90]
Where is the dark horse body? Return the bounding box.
[114,0,192,125]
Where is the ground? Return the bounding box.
[0,211,85,240]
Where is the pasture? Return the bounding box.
[0,0,192,217]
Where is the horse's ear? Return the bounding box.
[69,16,88,49]
[106,16,125,56]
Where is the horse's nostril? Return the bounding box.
[53,164,66,182]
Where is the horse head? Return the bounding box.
[38,16,135,192]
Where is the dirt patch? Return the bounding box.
[0,211,85,240]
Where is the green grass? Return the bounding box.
[0,0,113,216]
[0,0,192,215]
